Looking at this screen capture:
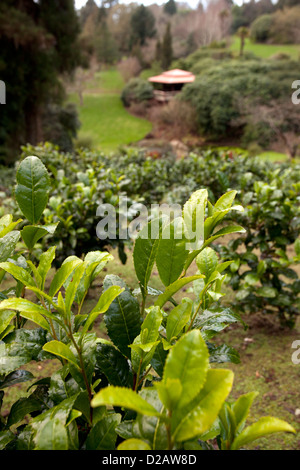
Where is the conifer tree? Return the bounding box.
[161,23,173,70]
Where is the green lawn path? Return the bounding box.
[230,36,300,60]
[68,68,152,152]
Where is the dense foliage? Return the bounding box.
[250,6,300,44]
[0,144,299,327]
[0,0,81,163]
[179,58,300,147]
[121,78,154,107]
[217,168,300,327]
[0,156,295,450]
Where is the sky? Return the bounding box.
[75,0,244,10]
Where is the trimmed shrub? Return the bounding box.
[121,78,153,107]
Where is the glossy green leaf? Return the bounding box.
[37,246,56,289]
[64,251,113,306]
[173,369,234,442]
[29,394,79,449]
[0,328,47,374]
[195,307,243,340]
[15,156,50,224]
[95,343,133,388]
[21,224,58,251]
[231,417,296,450]
[156,378,182,410]
[0,219,22,238]
[86,414,121,450]
[49,258,83,298]
[206,225,245,243]
[232,392,259,434]
[256,286,277,298]
[43,341,80,370]
[117,388,167,450]
[130,306,163,373]
[64,262,87,314]
[151,342,168,377]
[162,330,209,409]
[156,219,188,287]
[0,370,34,389]
[166,301,192,342]
[196,247,218,282]
[204,203,243,239]
[141,306,163,344]
[84,251,113,279]
[0,231,21,262]
[133,217,164,299]
[155,275,204,308]
[0,310,15,336]
[104,283,141,357]
[0,324,14,341]
[183,225,245,272]
[18,309,50,332]
[0,262,35,287]
[0,298,55,322]
[0,430,15,450]
[69,333,98,387]
[118,438,152,450]
[82,285,124,335]
[35,418,68,450]
[7,395,42,427]
[183,189,207,249]
[91,387,162,417]
[208,343,240,364]
[214,190,237,211]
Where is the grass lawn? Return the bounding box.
[68,67,152,152]
[258,151,291,162]
[86,66,126,93]
[70,93,152,152]
[230,36,300,60]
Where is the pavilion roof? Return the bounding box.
[148,68,195,84]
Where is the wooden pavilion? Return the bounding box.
[148,68,195,102]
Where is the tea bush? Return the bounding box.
[0,144,299,324]
[217,168,300,327]
[0,156,295,450]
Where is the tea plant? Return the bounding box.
[218,168,300,327]
[0,156,295,450]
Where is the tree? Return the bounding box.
[237,26,249,56]
[130,5,156,48]
[163,0,177,16]
[0,1,81,162]
[250,14,273,42]
[118,57,141,83]
[269,6,300,44]
[79,0,98,26]
[94,20,119,64]
[39,0,81,73]
[106,3,136,55]
[155,39,162,63]
[161,23,173,70]
[219,8,231,39]
[277,0,300,8]
[231,0,275,32]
